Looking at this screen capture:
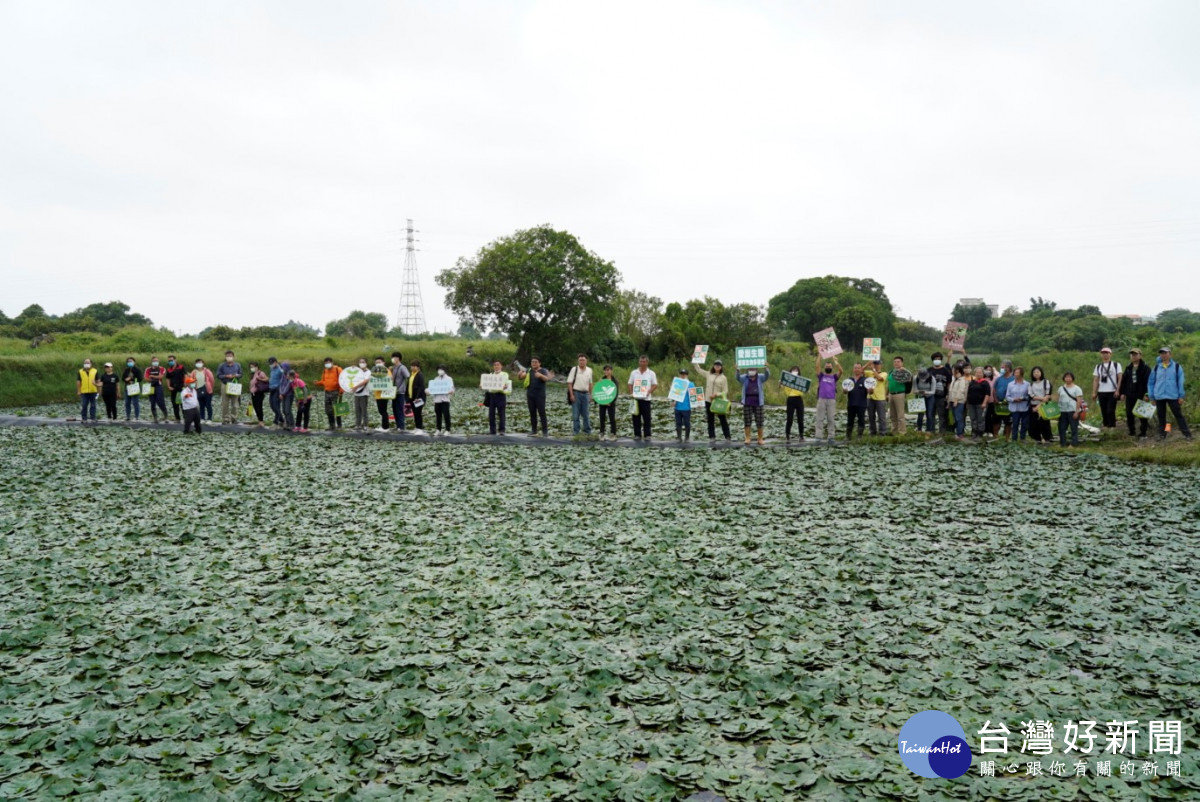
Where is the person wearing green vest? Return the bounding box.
[886,356,912,435]
[77,359,99,423]
[482,360,510,435]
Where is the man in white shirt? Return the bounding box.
[567,353,594,435]
[1091,347,1123,429]
[627,355,658,440]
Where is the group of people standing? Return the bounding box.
[72,345,1190,445]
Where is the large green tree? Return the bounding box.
[437,226,620,365]
[655,297,769,360]
[325,310,388,339]
[766,275,896,350]
[949,302,993,332]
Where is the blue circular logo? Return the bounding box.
[898,710,972,779]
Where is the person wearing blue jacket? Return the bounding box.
[1146,346,1191,440]
[736,365,771,445]
[267,356,284,426]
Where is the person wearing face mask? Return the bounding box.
[277,360,296,430]
[371,357,392,432]
[77,359,99,422]
[318,357,343,430]
[431,365,456,435]
[1118,349,1150,438]
[814,357,841,443]
[865,361,888,437]
[780,364,806,442]
[267,356,284,426]
[193,359,216,423]
[886,356,912,435]
[966,367,992,438]
[181,375,202,434]
[216,350,243,425]
[521,357,556,438]
[990,361,1014,438]
[350,358,372,431]
[913,368,934,433]
[927,352,953,436]
[736,363,771,445]
[247,361,270,425]
[692,359,731,441]
[144,356,169,423]
[121,356,143,421]
[390,352,410,432]
[164,355,186,422]
[844,363,869,440]
[408,361,427,432]
[98,362,121,421]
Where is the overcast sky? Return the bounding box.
[2,1,1199,337]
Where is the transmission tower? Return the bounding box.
[395,219,427,334]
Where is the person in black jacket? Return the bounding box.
[1119,348,1152,438]
[408,361,427,432]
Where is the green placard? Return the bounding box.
[736,345,767,368]
[779,372,811,393]
[369,375,391,392]
[593,379,617,405]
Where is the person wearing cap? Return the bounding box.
[217,349,243,425]
[671,367,696,442]
[567,353,594,435]
[98,362,121,421]
[1118,348,1151,438]
[1091,347,1123,429]
[267,356,284,426]
[866,360,888,436]
[692,358,731,441]
[1146,346,1191,441]
[736,363,771,445]
[181,374,202,434]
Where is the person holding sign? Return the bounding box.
[627,355,658,441]
[844,363,868,440]
[781,365,805,442]
[519,356,554,437]
[122,357,143,421]
[371,357,392,432]
[814,357,841,443]
[482,360,510,435]
[408,361,427,432]
[736,364,770,445]
[595,364,619,440]
[430,366,455,435]
[217,350,243,425]
[349,358,371,430]
[671,368,696,441]
[567,354,594,435]
[865,362,888,436]
[692,359,731,441]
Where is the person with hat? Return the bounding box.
[98,362,121,421]
[1118,348,1151,438]
[736,363,771,445]
[866,360,888,436]
[671,367,696,442]
[692,358,731,441]
[1091,347,1123,429]
[181,374,202,434]
[1146,346,1191,441]
[76,358,99,423]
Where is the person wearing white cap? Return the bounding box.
[1146,346,1191,441]
[1091,347,1123,429]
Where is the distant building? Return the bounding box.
[1106,314,1155,326]
[958,298,1001,317]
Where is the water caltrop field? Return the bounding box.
[1,424,1198,800]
